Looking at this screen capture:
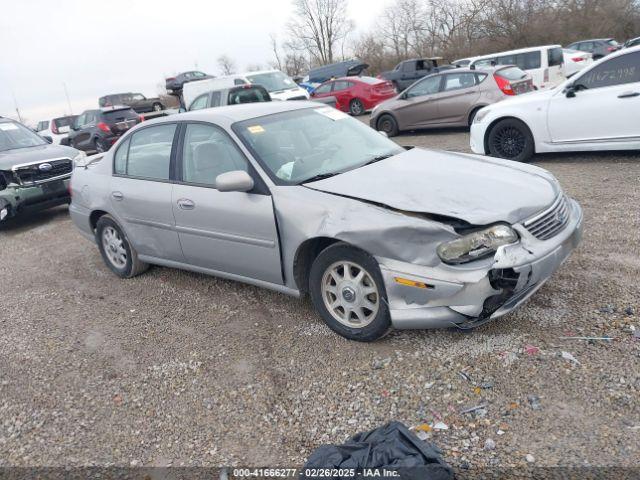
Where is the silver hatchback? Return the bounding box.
[70,101,582,341]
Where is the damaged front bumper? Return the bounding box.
[0,180,71,222]
[377,197,583,329]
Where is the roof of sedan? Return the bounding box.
[174,100,321,123]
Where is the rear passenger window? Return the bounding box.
[189,94,209,111]
[119,124,176,180]
[114,138,129,174]
[181,123,248,187]
[443,73,477,91]
[578,52,640,89]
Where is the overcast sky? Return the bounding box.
[0,0,390,125]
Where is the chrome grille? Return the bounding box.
[523,195,570,240]
[12,158,73,185]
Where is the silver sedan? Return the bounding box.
[70,101,583,341]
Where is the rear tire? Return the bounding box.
[309,243,391,342]
[152,102,163,112]
[487,118,534,162]
[96,215,149,278]
[349,98,365,116]
[376,114,399,137]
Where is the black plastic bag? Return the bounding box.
[301,421,454,480]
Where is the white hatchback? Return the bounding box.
[470,46,640,162]
[35,115,77,145]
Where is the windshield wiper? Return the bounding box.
[299,172,341,184]
[362,153,396,167]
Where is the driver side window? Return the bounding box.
[578,52,640,90]
[405,75,442,98]
[189,94,210,111]
[181,123,248,187]
[314,82,333,95]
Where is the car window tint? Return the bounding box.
[126,124,176,180]
[190,94,209,111]
[475,73,488,83]
[443,73,477,91]
[182,123,248,186]
[85,112,96,124]
[114,138,130,174]
[314,83,332,94]
[578,52,640,89]
[406,75,441,97]
[547,47,564,67]
[228,87,270,104]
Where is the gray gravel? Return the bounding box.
[1,124,639,469]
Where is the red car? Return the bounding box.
[310,76,396,116]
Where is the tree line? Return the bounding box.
[267,0,640,77]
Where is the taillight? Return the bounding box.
[138,115,145,122]
[167,77,176,81]
[493,74,515,95]
[51,122,59,134]
[97,122,111,132]
[67,177,72,197]
[543,68,549,82]
[572,57,585,62]
[607,46,616,52]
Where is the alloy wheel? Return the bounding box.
[491,126,525,158]
[321,261,380,328]
[102,226,127,269]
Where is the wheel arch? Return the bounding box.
[468,105,487,126]
[89,209,110,232]
[293,237,341,295]
[483,115,536,155]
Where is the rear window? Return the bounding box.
[606,39,619,46]
[356,76,382,85]
[228,86,271,104]
[547,47,564,67]
[53,116,76,129]
[102,108,139,122]
[496,66,529,81]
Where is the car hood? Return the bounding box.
[304,148,560,225]
[0,144,79,170]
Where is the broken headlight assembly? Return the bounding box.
[437,225,518,264]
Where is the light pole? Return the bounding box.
[63,82,73,115]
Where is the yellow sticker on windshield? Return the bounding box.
[248,125,265,134]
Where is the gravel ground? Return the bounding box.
[1,124,639,472]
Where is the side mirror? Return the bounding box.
[178,107,187,113]
[400,91,408,100]
[215,170,254,193]
[42,135,53,143]
[565,84,578,98]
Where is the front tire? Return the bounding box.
[376,114,399,137]
[487,118,534,162]
[152,102,163,112]
[96,215,149,278]
[349,98,365,116]
[309,243,391,342]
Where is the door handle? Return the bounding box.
[111,191,123,201]
[618,91,640,98]
[177,198,195,210]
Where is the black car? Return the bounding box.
[99,93,165,113]
[68,107,141,153]
[165,71,214,93]
[625,36,640,48]
[0,116,81,224]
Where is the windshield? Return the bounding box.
[233,107,404,185]
[0,121,47,152]
[246,71,296,92]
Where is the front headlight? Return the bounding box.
[437,225,518,264]
[474,108,490,124]
[73,151,87,167]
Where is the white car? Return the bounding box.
[182,70,308,108]
[562,48,593,77]
[470,46,640,162]
[465,45,566,90]
[35,115,77,145]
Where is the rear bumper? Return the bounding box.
[69,202,96,242]
[469,122,487,154]
[378,198,583,329]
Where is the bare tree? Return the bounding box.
[286,0,354,65]
[270,33,283,71]
[217,54,236,75]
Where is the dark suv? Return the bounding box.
[99,93,165,113]
[68,107,141,153]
